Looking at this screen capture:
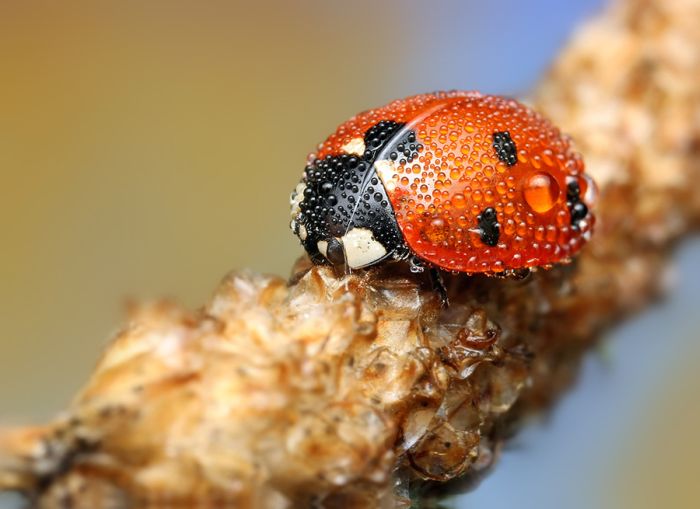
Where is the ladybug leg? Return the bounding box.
[429,267,450,308]
[339,263,352,278]
[509,268,532,280]
[492,268,532,281]
[407,256,449,306]
[408,256,426,273]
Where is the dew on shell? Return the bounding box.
[523,172,560,214]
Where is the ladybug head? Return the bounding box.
[289,153,404,270]
[290,180,392,269]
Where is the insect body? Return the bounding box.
[290,91,595,275]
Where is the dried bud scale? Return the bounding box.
[1,0,700,506]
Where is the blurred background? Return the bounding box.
[0,1,698,508]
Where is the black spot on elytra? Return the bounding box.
[478,207,500,246]
[566,180,588,228]
[492,131,517,166]
[363,120,403,156]
[363,120,422,164]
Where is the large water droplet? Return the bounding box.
[523,172,560,213]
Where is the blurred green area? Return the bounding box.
[0,1,698,508]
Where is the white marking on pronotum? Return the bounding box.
[341,138,366,156]
[298,223,308,241]
[340,228,387,269]
[290,182,306,219]
[374,159,399,193]
[317,240,329,258]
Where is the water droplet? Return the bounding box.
[581,174,598,207]
[452,193,467,209]
[523,172,560,213]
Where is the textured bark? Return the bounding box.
[1,0,698,507]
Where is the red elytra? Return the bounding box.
[291,91,595,275]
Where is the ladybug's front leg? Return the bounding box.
[429,267,449,308]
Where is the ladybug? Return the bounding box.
[290,91,595,280]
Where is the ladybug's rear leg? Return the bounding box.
[492,268,532,281]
